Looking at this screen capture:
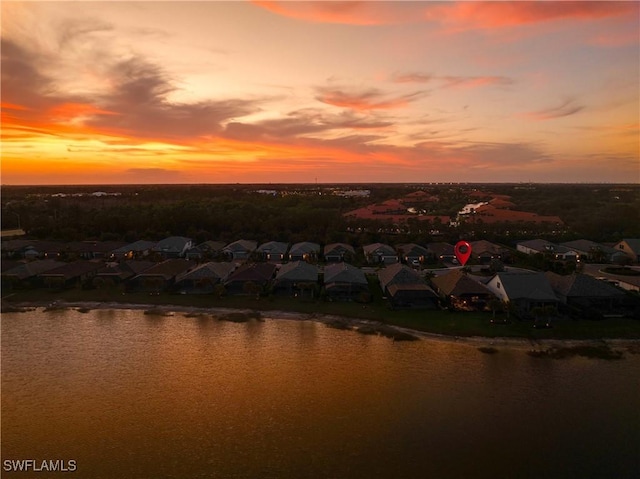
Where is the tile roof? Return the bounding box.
[275,261,319,282]
[225,262,276,283]
[176,262,235,282]
[133,259,194,279]
[378,263,423,290]
[431,269,494,297]
[545,272,625,298]
[324,243,355,256]
[324,262,367,285]
[39,261,103,279]
[2,259,66,279]
[493,272,557,302]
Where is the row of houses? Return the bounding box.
[2,254,631,317]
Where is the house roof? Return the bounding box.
[493,272,557,302]
[152,236,192,253]
[95,261,155,280]
[133,259,194,279]
[324,262,367,285]
[324,243,355,256]
[289,242,321,255]
[470,240,508,256]
[363,243,396,256]
[2,259,66,280]
[176,262,235,282]
[257,241,289,255]
[225,262,276,283]
[545,272,625,299]
[112,240,157,254]
[195,241,227,252]
[427,242,454,257]
[396,243,428,257]
[431,269,494,297]
[560,240,617,256]
[39,261,103,279]
[387,283,437,297]
[67,241,127,254]
[378,263,423,290]
[618,239,640,254]
[224,239,257,253]
[275,261,318,282]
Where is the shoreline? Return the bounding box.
[5,300,639,354]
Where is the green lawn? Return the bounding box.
[3,286,639,340]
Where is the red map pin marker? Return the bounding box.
[454,240,472,266]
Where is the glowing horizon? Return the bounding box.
[2,1,638,185]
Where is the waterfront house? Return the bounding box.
[39,261,103,290]
[92,261,156,288]
[323,262,369,302]
[2,259,65,290]
[288,242,321,262]
[272,261,319,297]
[223,262,277,295]
[545,272,626,312]
[323,243,355,263]
[485,272,558,313]
[430,269,495,311]
[126,259,194,293]
[174,262,236,294]
[378,263,438,309]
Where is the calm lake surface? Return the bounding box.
[2,309,638,479]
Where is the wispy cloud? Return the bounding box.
[392,72,514,89]
[315,86,426,111]
[524,98,585,121]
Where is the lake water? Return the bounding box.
[2,309,638,478]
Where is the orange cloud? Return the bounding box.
[523,98,585,121]
[316,86,426,111]
[252,1,637,29]
[433,1,638,30]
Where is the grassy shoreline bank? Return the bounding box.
[3,287,640,342]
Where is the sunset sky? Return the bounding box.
[2,1,639,185]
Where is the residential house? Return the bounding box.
[92,261,155,288]
[545,272,625,312]
[174,262,236,294]
[223,262,277,295]
[39,261,103,289]
[1,259,65,289]
[613,239,640,263]
[185,241,226,261]
[363,243,397,265]
[396,243,429,266]
[469,240,511,265]
[272,261,319,297]
[223,240,258,261]
[111,240,157,260]
[430,269,495,311]
[516,239,578,261]
[426,242,455,263]
[323,262,369,302]
[289,242,321,262]
[67,241,127,260]
[560,240,617,263]
[378,263,438,309]
[126,259,194,293]
[152,236,193,259]
[256,241,290,262]
[323,243,355,263]
[484,272,558,313]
